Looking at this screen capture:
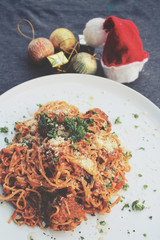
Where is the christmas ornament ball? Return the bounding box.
[28,37,54,63]
[70,52,97,75]
[49,28,76,52]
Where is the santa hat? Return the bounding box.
[83,16,149,83]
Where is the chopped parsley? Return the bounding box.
[143,233,147,237]
[106,182,112,189]
[149,216,152,220]
[143,185,148,190]
[52,157,59,164]
[114,116,121,124]
[138,173,143,177]
[64,116,88,143]
[30,236,34,240]
[138,147,145,150]
[92,111,98,114]
[38,112,58,139]
[37,104,42,108]
[70,144,79,150]
[104,124,109,130]
[99,220,106,226]
[0,126,9,133]
[123,151,132,158]
[121,203,130,210]
[15,132,22,139]
[4,137,10,145]
[80,237,85,240]
[107,200,111,209]
[123,183,130,191]
[132,200,145,211]
[133,113,139,119]
[75,217,80,222]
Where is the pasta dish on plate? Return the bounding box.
[0,101,131,231]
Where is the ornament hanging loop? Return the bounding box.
[17,19,35,40]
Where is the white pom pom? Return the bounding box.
[83,18,106,48]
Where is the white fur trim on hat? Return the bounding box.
[83,18,106,48]
[101,58,148,83]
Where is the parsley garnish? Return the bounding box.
[75,217,79,222]
[0,127,9,133]
[138,147,145,150]
[132,200,145,211]
[92,111,98,114]
[143,185,148,190]
[107,200,111,208]
[4,137,10,145]
[52,157,59,164]
[123,151,132,158]
[100,220,106,226]
[37,104,42,108]
[80,237,85,240]
[64,116,88,143]
[114,116,121,124]
[70,144,79,150]
[38,112,58,139]
[133,113,139,119]
[121,203,130,210]
[123,183,130,191]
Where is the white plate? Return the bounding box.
[0,73,160,240]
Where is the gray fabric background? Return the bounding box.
[0,0,159,107]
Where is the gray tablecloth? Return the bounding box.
[0,0,159,107]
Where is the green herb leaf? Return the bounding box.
[138,147,145,150]
[4,137,10,145]
[143,185,148,190]
[99,220,106,226]
[52,157,59,164]
[38,112,58,139]
[64,116,88,143]
[123,151,132,158]
[132,200,145,211]
[70,144,79,150]
[133,113,139,119]
[114,117,121,124]
[92,111,98,114]
[123,183,130,191]
[121,203,130,210]
[37,104,42,108]
[0,127,9,133]
[75,217,80,222]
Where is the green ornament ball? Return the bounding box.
[70,52,97,75]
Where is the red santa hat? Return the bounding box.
[83,16,149,83]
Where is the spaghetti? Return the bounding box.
[0,101,131,231]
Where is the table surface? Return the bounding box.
[0,0,159,108]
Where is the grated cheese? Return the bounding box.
[74,151,96,175]
[95,135,118,153]
[48,136,65,146]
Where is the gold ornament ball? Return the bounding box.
[70,52,97,75]
[49,28,76,52]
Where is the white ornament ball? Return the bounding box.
[83,18,106,48]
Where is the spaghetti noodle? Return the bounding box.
[0,101,131,231]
